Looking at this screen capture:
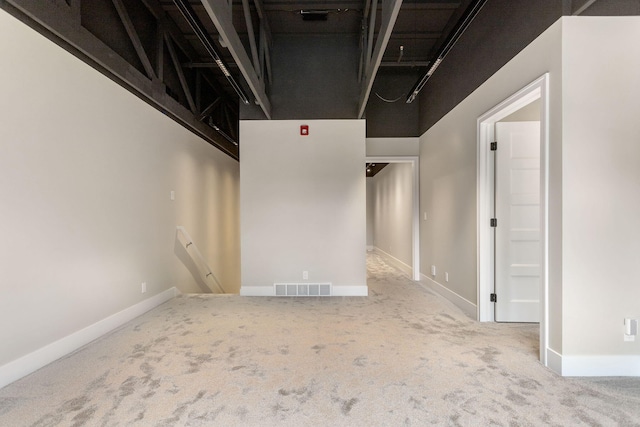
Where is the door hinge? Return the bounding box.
[490,141,497,151]
[490,218,497,227]
[490,293,497,302]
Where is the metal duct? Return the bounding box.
[172,0,250,105]
[406,0,488,103]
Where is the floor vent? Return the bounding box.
[274,283,332,297]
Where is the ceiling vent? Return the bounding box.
[300,10,329,21]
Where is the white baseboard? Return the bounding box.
[332,286,368,296]
[561,354,640,377]
[419,273,477,319]
[546,347,563,375]
[0,287,178,390]
[240,285,368,297]
[373,247,413,277]
[240,286,275,296]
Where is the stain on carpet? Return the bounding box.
[311,344,325,354]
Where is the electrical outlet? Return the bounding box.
[141,282,147,293]
[303,271,308,280]
[624,318,638,341]
[445,272,449,282]
[170,191,175,201]
[431,265,436,276]
[423,212,428,221]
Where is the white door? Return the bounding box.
[494,122,541,322]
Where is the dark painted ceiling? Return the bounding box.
[154,0,475,143]
[366,162,389,177]
[156,0,470,114]
[0,0,473,159]
[2,1,633,159]
[158,1,465,61]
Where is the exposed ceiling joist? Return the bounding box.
[406,0,488,103]
[242,0,261,77]
[111,0,157,80]
[140,0,200,59]
[2,0,239,159]
[253,0,274,85]
[200,0,272,119]
[165,34,198,113]
[572,0,599,15]
[357,0,403,119]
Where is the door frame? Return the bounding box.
[366,156,421,281]
[476,74,550,365]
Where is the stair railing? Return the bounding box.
[176,226,226,294]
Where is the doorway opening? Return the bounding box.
[477,74,550,365]
[366,156,420,281]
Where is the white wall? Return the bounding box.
[240,120,367,296]
[500,99,541,122]
[366,137,419,156]
[420,16,640,375]
[370,164,414,273]
[419,20,563,320]
[561,17,640,362]
[366,179,375,248]
[0,10,240,375]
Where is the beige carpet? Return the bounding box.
[1,253,639,426]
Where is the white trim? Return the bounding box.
[546,347,563,376]
[366,245,374,252]
[0,287,179,389]
[419,273,477,319]
[373,246,412,277]
[240,285,368,297]
[560,354,640,377]
[476,74,550,367]
[563,356,640,377]
[366,155,420,281]
[240,286,275,296]
[332,286,368,296]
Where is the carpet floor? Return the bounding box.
[1,253,639,426]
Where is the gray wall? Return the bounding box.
[239,37,420,138]
[241,34,360,120]
[365,68,422,137]
[416,0,640,135]
[581,0,640,15]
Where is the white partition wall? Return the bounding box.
[240,120,367,296]
[559,17,640,375]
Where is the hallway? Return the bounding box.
[0,254,638,426]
